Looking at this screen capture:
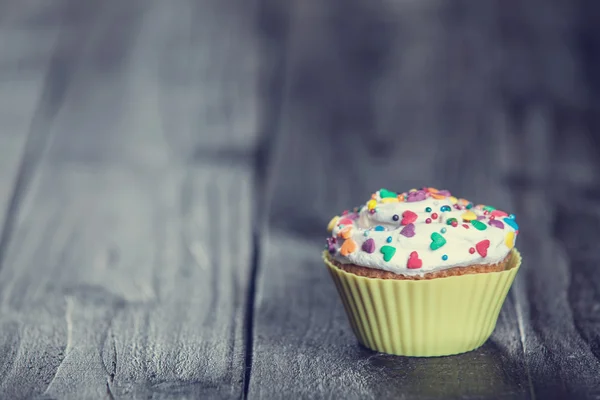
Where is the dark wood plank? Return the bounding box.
[41,0,267,167]
[250,0,600,398]
[0,0,63,241]
[0,164,254,398]
[502,113,600,398]
[0,0,267,398]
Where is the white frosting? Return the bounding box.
[326,188,519,276]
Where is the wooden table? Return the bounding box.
[1,0,599,398]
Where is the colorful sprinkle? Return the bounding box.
[440,205,452,212]
[461,211,477,221]
[363,231,370,237]
[407,251,422,269]
[338,217,354,226]
[503,218,519,230]
[397,194,405,202]
[451,221,458,227]
[440,228,447,233]
[431,193,447,200]
[379,188,397,198]
[342,210,349,215]
[469,247,476,254]
[491,210,508,218]
[400,223,416,238]
[367,199,377,210]
[369,209,376,215]
[448,196,458,204]
[374,225,385,231]
[401,210,418,225]
[446,218,457,226]
[426,218,432,224]
[340,239,358,256]
[380,245,396,262]
[381,198,399,204]
[430,232,447,250]
[386,236,393,243]
[407,190,427,202]
[471,220,487,231]
[326,237,337,254]
[442,254,448,261]
[425,207,432,212]
[476,239,490,257]
[505,231,515,249]
[327,216,340,232]
[462,223,470,229]
[483,205,496,212]
[466,203,473,209]
[431,212,438,220]
[338,226,353,238]
[488,219,505,229]
[392,214,399,221]
[362,238,376,253]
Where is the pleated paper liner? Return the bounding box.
[324,248,522,357]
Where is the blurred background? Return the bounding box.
[1,0,600,398]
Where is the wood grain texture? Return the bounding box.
[0,0,62,251]
[0,165,254,399]
[0,0,268,398]
[250,0,600,398]
[38,0,268,167]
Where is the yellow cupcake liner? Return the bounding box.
[324,248,522,357]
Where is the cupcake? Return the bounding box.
[324,187,521,357]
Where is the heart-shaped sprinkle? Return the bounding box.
[338,217,354,226]
[338,226,353,239]
[326,237,337,254]
[367,199,377,210]
[503,217,519,230]
[491,210,508,218]
[461,210,477,221]
[340,239,358,256]
[327,216,340,232]
[505,231,515,249]
[406,191,427,202]
[488,219,505,229]
[430,232,447,250]
[379,188,398,198]
[400,223,416,237]
[374,225,385,231]
[407,251,423,269]
[380,245,396,262]
[362,238,376,253]
[431,193,447,200]
[401,210,418,225]
[471,220,487,231]
[476,239,490,257]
